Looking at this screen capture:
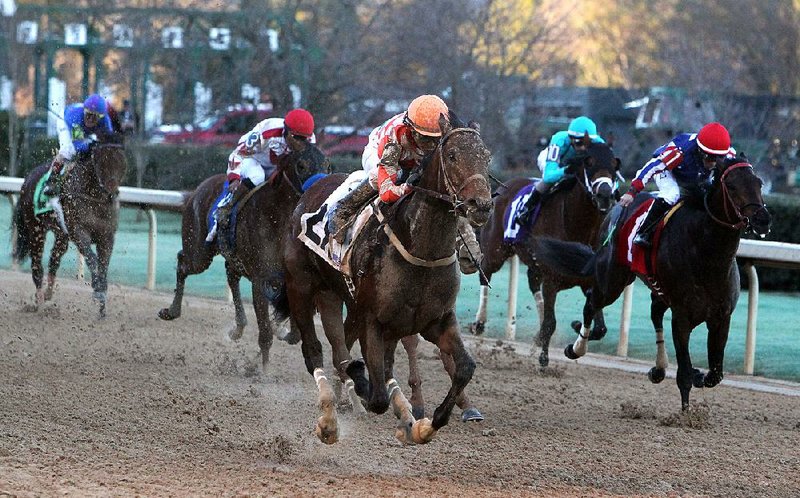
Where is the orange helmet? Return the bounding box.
[406,95,448,137]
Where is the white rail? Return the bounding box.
[1,176,185,291]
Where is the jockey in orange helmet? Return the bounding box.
[327,95,482,273]
[206,108,316,242]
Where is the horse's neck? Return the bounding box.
[68,161,99,195]
[687,190,741,264]
[395,194,457,259]
[554,182,599,240]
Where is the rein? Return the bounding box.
[703,162,761,231]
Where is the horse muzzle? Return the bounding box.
[464,199,492,227]
[748,205,772,237]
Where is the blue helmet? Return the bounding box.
[568,116,598,138]
[83,94,108,116]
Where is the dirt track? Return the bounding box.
[1,269,799,497]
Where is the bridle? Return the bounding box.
[409,127,490,213]
[581,166,615,210]
[704,161,767,231]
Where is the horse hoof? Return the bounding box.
[692,369,705,388]
[158,308,178,321]
[538,350,550,367]
[564,344,580,360]
[315,416,339,444]
[704,371,723,388]
[470,321,485,336]
[411,418,437,444]
[570,321,582,333]
[395,420,415,445]
[648,367,665,384]
[461,407,484,422]
[227,324,245,341]
[588,326,607,341]
[281,328,301,345]
[412,406,425,420]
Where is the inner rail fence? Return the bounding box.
[2,175,799,376]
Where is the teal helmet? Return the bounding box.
[568,116,598,138]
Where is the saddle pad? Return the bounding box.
[297,170,371,276]
[33,171,54,216]
[616,198,683,277]
[207,181,230,231]
[502,180,539,243]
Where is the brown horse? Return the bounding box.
[13,139,128,318]
[280,113,492,444]
[472,141,619,366]
[533,158,771,410]
[158,140,329,369]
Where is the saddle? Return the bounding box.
[32,171,56,216]
[503,176,576,243]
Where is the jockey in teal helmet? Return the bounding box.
[516,115,605,225]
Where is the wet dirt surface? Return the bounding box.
[1,270,799,497]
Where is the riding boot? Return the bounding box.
[327,178,376,244]
[216,183,250,234]
[457,216,482,275]
[633,198,671,248]
[515,188,543,226]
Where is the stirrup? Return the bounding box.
[633,233,652,248]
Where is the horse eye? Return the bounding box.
[448,152,457,161]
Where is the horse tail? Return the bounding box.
[263,273,290,323]
[12,200,31,263]
[533,237,596,279]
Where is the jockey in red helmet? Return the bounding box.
[619,122,734,247]
[206,108,316,242]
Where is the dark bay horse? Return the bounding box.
[472,141,619,366]
[534,158,771,410]
[158,141,329,369]
[281,113,492,444]
[13,140,128,317]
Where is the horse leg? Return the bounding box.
[704,314,730,388]
[671,312,701,410]
[527,266,545,333]
[439,349,484,422]
[316,292,364,415]
[534,278,557,367]
[648,293,670,384]
[285,271,338,443]
[379,338,419,445]
[359,315,390,415]
[400,334,425,419]
[470,247,506,335]
[417,311,476,444]
[471,284,490,336]
[93,234,116,319]
[29,229,46,308]
[71,228,105,317]
[224,262,247,341]
[44,232,69,301]
[565,289,596,359]
[158,247,214,320]
[251,279,274,370]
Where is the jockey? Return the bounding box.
[619,122,733,247]
[206,108,316,242]
[326,94,482,274]
[43,94,114,203]
[516,116,605,225]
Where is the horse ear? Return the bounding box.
[439,113,452,136]
[468,120,481,133]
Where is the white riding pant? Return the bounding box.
[361,143,381,189]
[653,170,681,205]
[56,118,76,162]
[229,153,271,186]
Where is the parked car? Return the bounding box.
[150,106,272,147]
[317,125,371,157]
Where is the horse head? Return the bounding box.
[275,139,330,194]
[419,112,492,227]
[709,158,771,237]
[567,141,619,213]
[85,135,128,197]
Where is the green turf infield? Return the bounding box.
[3,204,798,382]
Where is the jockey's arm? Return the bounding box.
[541,133,569,183]
[375,143,409,203]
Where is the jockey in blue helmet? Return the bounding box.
[516,116,605,226]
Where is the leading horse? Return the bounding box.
[13,138,128,317]
[158,140,329,369]
[281,113,492,444]
[534,158,771,409]
[472,141,619,366]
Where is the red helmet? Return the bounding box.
[697,122,731,155]
[284,108,315,137]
